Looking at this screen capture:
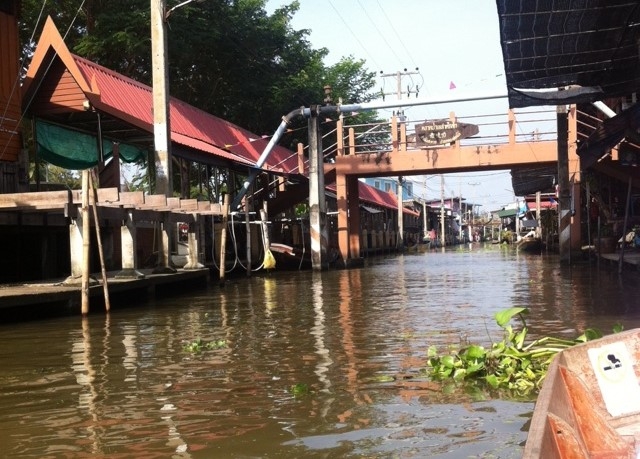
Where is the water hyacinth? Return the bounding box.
[425,307,622,396]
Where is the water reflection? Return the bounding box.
[1,245,640,457]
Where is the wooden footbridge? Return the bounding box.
[316,105,578,267]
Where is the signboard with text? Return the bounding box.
[415,120,479,146]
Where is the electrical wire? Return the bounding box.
[326,0,382,70]
[0,0,48,159]
[374,0,419,70]
[1,0,87,161]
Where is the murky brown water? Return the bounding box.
[1,244,640,458]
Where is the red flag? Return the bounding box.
[449,81,456,90]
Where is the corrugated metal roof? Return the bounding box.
[496,1,640,108]
[73,56,299,174]
[327,181,420,216]
[21,17,299,175]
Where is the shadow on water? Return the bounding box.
[0,243,639,457]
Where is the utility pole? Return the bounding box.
[380,69,420,250]
[440,175,446,247]
[150,0,175,274]
[150,0,172,196]
[379,68,421,100]
[468,182,480,241]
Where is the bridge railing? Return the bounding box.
[334,108,558,157]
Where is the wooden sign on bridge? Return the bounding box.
[415,119,479,146]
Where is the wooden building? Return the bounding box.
[0,0,25,192]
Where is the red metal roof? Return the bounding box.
[327,181,420,216]
[72,56,299,174]
[21,17,299,175]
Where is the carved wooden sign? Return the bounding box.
[415,120,479,146]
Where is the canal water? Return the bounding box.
[1,244,640,458]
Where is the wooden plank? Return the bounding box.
[197,201,211,211]
[144,194,167,207]
[180,199,198,211]
[546,413,588,459]
[166,197,181,209]
[95,187,119,203]
[559,366,634,457]
[118,191,145,205]
[0,190,73,210]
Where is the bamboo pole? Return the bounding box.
[81,169,91,314]
[618,176,633,274]
[219,194,229,286]
[90,170,111,311]
[245,196,251,276]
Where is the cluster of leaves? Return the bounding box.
[290,382,310,397]
[18,0,383,197]
[18,0,381,141]
[426,307,622,396]
[183,338,227,354]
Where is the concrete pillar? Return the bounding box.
[150,0,172,196]
[337,172,349,264]
[153,213,176,273]
[116,210,144,278]
[308,107,328,270]
[68,213,84,280]
[557,106,572,263]
[347,175,361,260]
[184,216,204,269]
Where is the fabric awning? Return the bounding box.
[361,205,384,214]
[497,208,517,218]
[577,103,640,168]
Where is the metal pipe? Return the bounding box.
[592,100,616,118]
[231,90,508,209]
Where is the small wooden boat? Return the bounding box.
[523,328,640,458]
[517,236,544,253]
[269,243,311,270]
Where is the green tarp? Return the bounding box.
[36,120,146,170]
[497,208,517,218]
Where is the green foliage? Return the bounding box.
[294,202,309,217]
[426,308,621,396]
[290,382,310,397]
[18,0,381,195]
[183,338,227,353]
[30,164,81,189]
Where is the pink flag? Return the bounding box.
[449,81,456,90]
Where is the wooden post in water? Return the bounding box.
[81,169,91,314]
[619,176,633,274]
[90,170,111,311]
[557,106,571,263]
[219,194,229,286]
[245,195,251,276]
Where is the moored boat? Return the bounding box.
[517,236,544,253]
[269,243,311,270]
[523,328,640,458]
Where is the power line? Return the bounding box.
[374,0,419,70]
[1,0,88,161]
[327,0,382,69]
[0,0,48,146]
[355,0,404,67]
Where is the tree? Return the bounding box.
[17,0,383,193]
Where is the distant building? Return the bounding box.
[362,177,414,200]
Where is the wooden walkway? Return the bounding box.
[0,268,210,311]
[599,250,640,270]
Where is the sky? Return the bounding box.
[264,0,522,212]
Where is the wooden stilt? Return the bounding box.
[81,170,91,314]
[90,170,111,312]
[219,194,229,286]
